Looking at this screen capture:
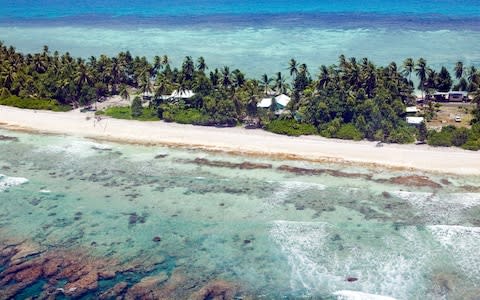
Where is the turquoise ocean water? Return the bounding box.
[1,2,480,298]
[1,129,480,299]
[0,0,479,76]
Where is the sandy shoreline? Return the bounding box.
[1,105,479,175]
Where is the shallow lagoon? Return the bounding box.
[2,0,480,78]
[1,129,480,299]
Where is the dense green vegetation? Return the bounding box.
[265,119,317,136]
[428,124,480,150]
[1,42,480,149]
[0,95,70,111]
[97,106,159,121]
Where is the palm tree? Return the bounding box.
[472,88,480,108]
[260,74,272,95]
[274,72,288,94]
[232,69,245,88]
[467,66,479,92]
[467,66,478,83]
[299,63,309,76]
[154,76,169,98]
[75,63,93,87]
[119,84,130,101]
[197,57,207,73]
[153,55,162,75]
[221,66,231,89]
[402,58,414,84]
[317,65,330,90]
[454,61,464,80]
[415,58,427,98]
[109,57,122,94]
[181,56,195,82]
[338,54,348,71]
[139,73,152,95]
[288,58,298,78]
[0,63,16,89]
[161,55,169,66]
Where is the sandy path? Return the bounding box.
[1,105,479,174]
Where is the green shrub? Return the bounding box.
[165,109,211,125]
[387,126,415,144]
[451,127,469,147]
[265,119,317,136]
[100,106,159,121]
[427,129,452,147]
[462,139,480,151]
[131,97,143,118]
[0,96,71,111]
[319,118,342,138]
[335,123,364,141]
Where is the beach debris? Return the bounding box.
[346,277,359,282]
[152,236,162,242]
[154,154,169,159]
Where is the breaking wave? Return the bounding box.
[0,174,29,192]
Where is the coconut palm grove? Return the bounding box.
[1,42,479,149]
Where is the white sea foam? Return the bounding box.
[393,191,480,209]
[334,290,397,300]
[270,221,428,298]
[38,140,114,158]
[40,189,51,193]
[267,181,326,206]
[428,225,480,279]
[270,220,335,291]
[392,191,480,222]
[0,174,29,192]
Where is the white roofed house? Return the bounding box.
[160,89,196,104]
[257,94,291,115]
[406,116,424,125]
[405,106,418,115]
[170,89,195,99]
[142,91,154,102]
[405,105,424,126]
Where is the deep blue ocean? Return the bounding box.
[0,0,479,77]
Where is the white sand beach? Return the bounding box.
[1,105,479,174]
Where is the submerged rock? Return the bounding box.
[382,175,442,188]
[0,135,19,142]
[382,191,392,198]
[63,270,98,297]
[125,273,169,299]
[185,158,272,170]
[189,280,238,300]
[99,281,128,300]
[0,239,124,300]
[277,165,372,180]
